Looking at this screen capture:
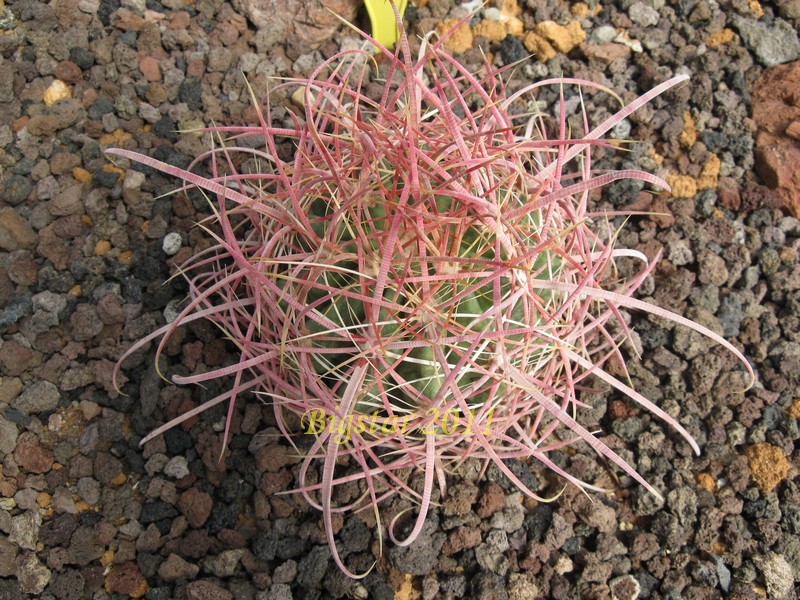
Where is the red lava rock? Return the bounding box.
[214,20,241,46]
[94,452,124,486]
[0,537,18,577]
[90,359,122,397]
[50,152,81,175]
[54,60,83,84]
[0,268,13,306]
[630,532,659,567]
[230,0,359,50]
[177,488,213,528]
[158,553,200,581]
[180,341,203,371]
[96,293,125,325]
[187,57,205,78]
[0,207,37,251]
[718,176,741,211]
[138,56,161,82]
[37,224,71,270]
[752,60,800,217]
[13,432,55,474]
[259,469,293,496]
[104,562,147,597]
[740,181,784,212]
[186,580,233,600]
[476,482,505,519]
[197,430,228,480]
[627,191,675,228]
[16,552,51,595]
[443,526,482,555]
[52,215,84,238]
[0,340,43,376]
[571,494,617,533]
[202,338,229,366]
[6,252,39,286]
[175,530,212,560]
[167,11,191,30]
[25,99,85,136]
[442,482,479,516]
[69,304,104,342]
[217,528,247,549]
[171,194,196,218]
[269,495,295,518]
[581,42,631,65]
[169,247,195,273]
[82,564,105,594]
[115,9,144,31]
[50,184,84,216]
[520,542,550,573]
[255,444,302,473]
[607,399,636,420]
[544,511,575,550]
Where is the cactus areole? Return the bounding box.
[110,11,752,577]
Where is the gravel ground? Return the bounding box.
[1,0,800,598]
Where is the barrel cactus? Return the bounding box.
[110,12,751,577]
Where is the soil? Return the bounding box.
[1,0,800,599]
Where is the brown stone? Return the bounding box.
[25,99,85,136]
[626,191,675,228]
[186,580,233,600]
[115,9,144,31]
[0,268,13,307]
[138,56,161,82]
[581,42,631,65]
[718,177,741,211]
[37,224,71,270]
[6,252,39,286]
[259,468,293,495]
[177,488,213,528]
[14,432,55,474]
[230,0,358,50]
[0,208,37,251]
[50,153,81,177]
[786,119,800,140]
[50,185,84,216]
[54,61,83,85]
[158,553,200,581]
[255,444,302,473]
[0,537,18,577]
[69,304,104,342]
[0,376,24,406]
[16,553,51,595]
[752,60,800,217]
[167,11,191,30]
[443,526,482,555]
[0,340,42,376]
[52,214,84,238]
[94,452,124,486]
[97,293,125,325]
[104,562,148,598]
[476,482,505,518]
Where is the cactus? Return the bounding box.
[110,13,752,577]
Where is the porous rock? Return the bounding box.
[752,60,800,217]
[230,0,358,50]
